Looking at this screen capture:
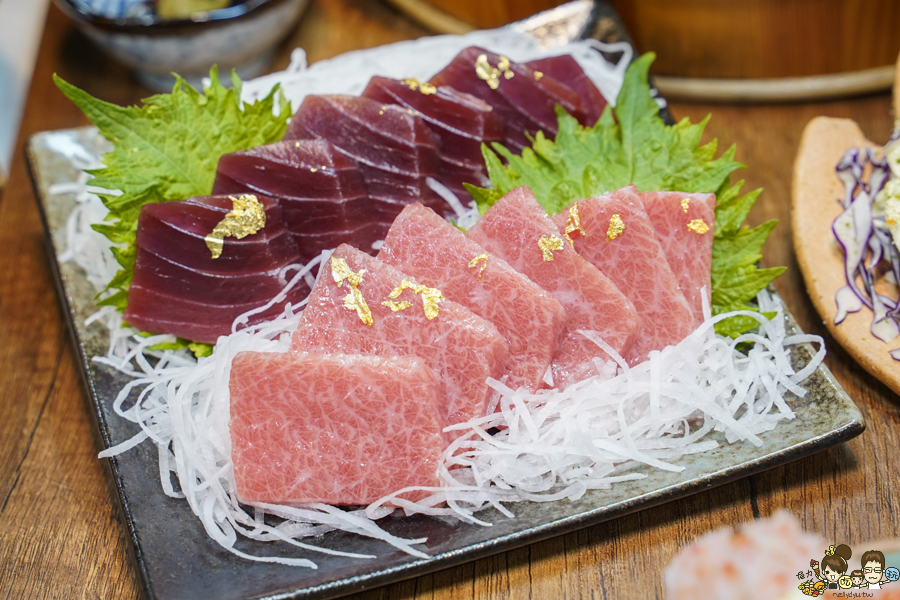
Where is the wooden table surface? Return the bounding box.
[2,2,899,599]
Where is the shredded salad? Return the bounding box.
[832,123,900,359]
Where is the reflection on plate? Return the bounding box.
[29,121,864,600]
[791,117,900,395]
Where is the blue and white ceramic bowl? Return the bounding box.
[54,0,310,90]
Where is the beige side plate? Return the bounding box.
[791,116,900,393]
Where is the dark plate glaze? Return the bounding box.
[25,7,864,599]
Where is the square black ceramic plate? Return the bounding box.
[26,4,864,599]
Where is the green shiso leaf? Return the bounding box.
[54,68,291,355]
[467,52,782,337]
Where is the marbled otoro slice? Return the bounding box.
[552,187,694,365]
[361,76,504,204]
[282,95,446,217]
[212,139,386,258]
[230,352,444,505]
[378,202,566,392]
[525,54,608,126]
[466,186,639,387]
[430,47,589,152]
[291,244,510,435]
[125,194,307,344]
[639,190,717,323]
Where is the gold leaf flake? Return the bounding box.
[468,253,489,280]
[497,55,514,79]
[475,53,500,90]
[563,203,587,249]
[205,194,266,259]
[538,234,564,261]
[343,288,374,326]
[680,197,690,213]
[418,287,445,320]
[687,219,710,234]
[381,300,412,312]
[533,70,543,81]
[331,257,373,326]
[386,279,445,320]
[606,213,625,242]
[401,77,437,95]
[331,257,364,287]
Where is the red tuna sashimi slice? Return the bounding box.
[551,188,694,365]
[378,202,566,392]
[125,194,307,343]
[430,47,589,152]
[361,76,504,202]
[125,283,299,344]
[278,221,388,258]
[130,250,294,305]
[282,95,446,217]
[291,244,510,434]
[639,190,717,324]
[525,54,608,126]
[134,195,299,274]
[212,139,387,257]
[231,352,444,505]
[465,186,639,386]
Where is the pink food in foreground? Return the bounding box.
[639,190,717,324]
[230,351,444,505]
[125,194,308,344]
[291,244,510,439]
[379,202,566,391]
[665,511,827,600]
[553,186,694,365]
[466,185,639,386]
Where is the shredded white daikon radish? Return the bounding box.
[366,290,824,521]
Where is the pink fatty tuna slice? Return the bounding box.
[429,47,589,152]
[465,186,639,387]
[551,187,694,365]
[638,190,717,324]
[230,351,444,505]
[291,244,510,436]
[378,202,566,392]
[525,54,608,126]
[212,139,387,259]
[124,194,307,344]
[361,76,504,204]
[282,95,447,218]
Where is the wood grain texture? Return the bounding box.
[1,1,899,599]
[612,0,900,79]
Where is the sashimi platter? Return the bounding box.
[28,9,864,600]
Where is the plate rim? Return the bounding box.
[25,122,866,600]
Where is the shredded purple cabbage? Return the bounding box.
[832,127,900,354]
